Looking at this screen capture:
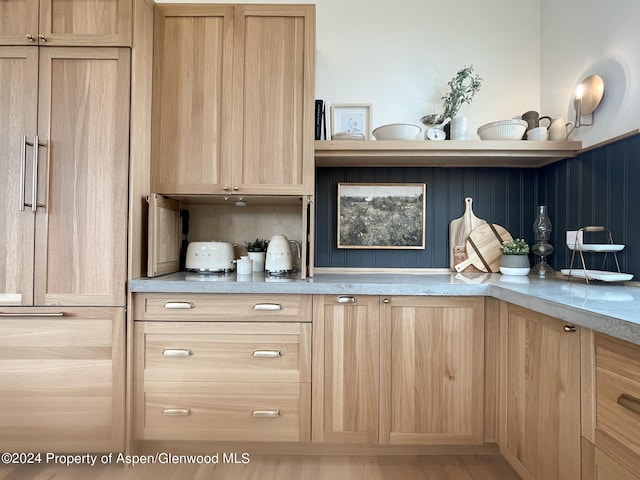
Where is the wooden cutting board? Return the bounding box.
[449,197,486,270]
[454,223,513,273]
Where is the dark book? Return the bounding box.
[315,99,323,140]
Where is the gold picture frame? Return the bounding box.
[337,183,426,249]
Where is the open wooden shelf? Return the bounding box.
[314,140,582,168]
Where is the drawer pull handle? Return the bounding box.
[253,350,282,358]
[618,394,640,416]
[253,303,282,311]
[162,408,191,416]
[164,301,194,309]
[162,349,193,357]
[337,296,356,303]
[0,312,65,318]
[563,325,577,333]
[252,409,280,418]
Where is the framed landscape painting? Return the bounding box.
[337,183,426,249]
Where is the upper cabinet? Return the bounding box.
[0,0,132,46]
[151,4,315,196]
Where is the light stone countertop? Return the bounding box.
[129,271,640,346]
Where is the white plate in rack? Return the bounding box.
[567,244,625,252]
[561,269,633,282]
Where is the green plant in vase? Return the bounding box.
[244,238,269,273]
[499,238,531,276]
[441,65,482,140]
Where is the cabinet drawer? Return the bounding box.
[594,334,640,470]
[593,446,640,480]
[135,322,311,383]
[137,382,310,442]
[133,293,311,322]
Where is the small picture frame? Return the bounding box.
[330,103,372,140]
[337,183,426,249]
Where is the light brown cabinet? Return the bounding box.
[0,308,125,452]
[0,46,130,307]
[0,44,129,452]
[380,296,485,445]
[500,304,581,480]
[0,0,131,46]
[312,295,484,446]
[582,333,640,478]
[132,293,312,443]
[312,295,380,444]
[151,4,315,196]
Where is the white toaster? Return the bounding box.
[185,241,235,273]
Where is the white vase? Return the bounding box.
[450,116,468,140]
[247,251,266,272]
[499,254,530,276]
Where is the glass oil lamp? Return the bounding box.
[530,205,554,277]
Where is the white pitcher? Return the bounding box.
[548,117,575,140]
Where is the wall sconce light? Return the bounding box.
[574,74,604,128]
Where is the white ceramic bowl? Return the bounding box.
[372,123,422,141]
[477,119,528,140]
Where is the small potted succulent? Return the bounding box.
[500,238,530,275]
[441,65,482,140]
[245,238,269,272]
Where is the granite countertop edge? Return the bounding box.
[129,272,640,346]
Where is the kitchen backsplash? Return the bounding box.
[315,133,640,280]
[541,133,640,279]
[315,166,543,269]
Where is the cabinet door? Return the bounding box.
[40,0,132,46]
[501,304,581,480]
[312,295,379,444]
[0,307,125,452]
[380,296,484,445]
[232,5,315,195]
[0,0,39,45]
[0,47,38,306]
[0,0,131,46]
[150,5,234,194]
[33,47,130,306]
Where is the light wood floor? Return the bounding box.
[0,455,521,479]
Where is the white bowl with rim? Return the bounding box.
[372,123,422,141]
[477,120,527,140]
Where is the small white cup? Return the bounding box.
[236,256,253,275]
[526,126,548,141]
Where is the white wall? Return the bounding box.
[541,0,640,147]
[157,0,541,139]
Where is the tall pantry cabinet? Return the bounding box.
[0,1,131,453]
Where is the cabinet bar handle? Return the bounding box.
[253,303,281,311]
[253,350,282,358]
[38,34,47,42]
[26,34,35,42]
[22,136,46,211]
[563,325,577,333]
[0,312,65,318]
[162,349,192,357]
[584,226,605,232]
[19,135,27,211]
[252,409,280,418]
[162,408,191,416]
[617,394,640,416]
[31,135,38,212]
[337,296,356,303]
[163,301,194,309]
